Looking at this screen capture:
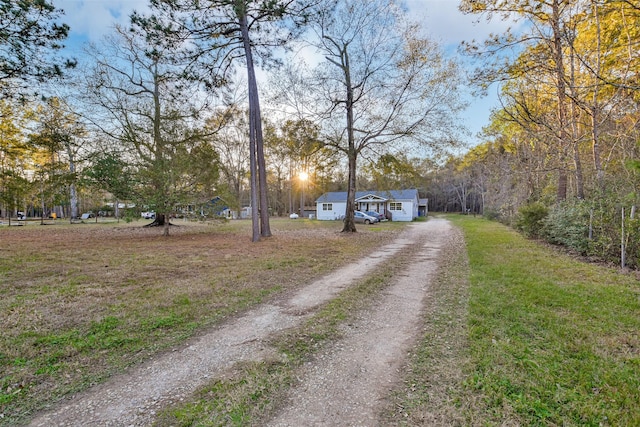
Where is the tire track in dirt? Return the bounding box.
[27,221,449,426]
[265,218,453,426]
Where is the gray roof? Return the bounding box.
[316,189,419,203]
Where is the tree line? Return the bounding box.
[0,0,466,238]
[436,0,640,268]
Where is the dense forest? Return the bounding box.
[1,1,640,265]
[442,0,640,268]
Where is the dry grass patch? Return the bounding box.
[0,218,402,424]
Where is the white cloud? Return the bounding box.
[57,0,150,44]
[407,0,513,46]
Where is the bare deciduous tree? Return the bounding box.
[308,0,466,232]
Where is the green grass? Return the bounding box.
[6,215,638,425]
[387,215,640,426]
[453,216,640,426]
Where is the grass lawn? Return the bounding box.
[0,217,403,425]
[394,215,640,426]
[4,215,639,426]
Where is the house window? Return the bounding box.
[322,203,333,211]
[390,202,402,211]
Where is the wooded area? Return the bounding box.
[437,0,640,268]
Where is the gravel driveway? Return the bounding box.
[28,218,455,426]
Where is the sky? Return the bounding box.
[54,0,512,147]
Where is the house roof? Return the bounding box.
[316,189,419,203]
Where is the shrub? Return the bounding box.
[587,202,620,263]
[515,202,548,237]
[541,202,590,255]
[514,197,640,268]
[483,208,501,221]
[622,217,640,269]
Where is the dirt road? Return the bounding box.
[28,218,456,426]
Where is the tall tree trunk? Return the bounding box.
[64,139,79,220]
[572,141,584,199]
[69,182,78,220]
[68,155,78,220]
[299,180,304,218]
[342,46,357,233]
[569,48,585,199]
[591,0,605,191]
[551,0,570,202]
[248,96,259,241]
[239,10,270,240]
[163,215,170,236]
[254,95,271,236]
[288,160,293,214]
[344,148,357,232]
[591,108,604,189]
[40,178,45,225]
[149,60,172,236]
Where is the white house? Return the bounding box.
[315,189,425,222]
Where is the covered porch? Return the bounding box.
[356,193,388,216]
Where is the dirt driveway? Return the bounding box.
[28,218,457,426]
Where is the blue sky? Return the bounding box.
[55,0,511,147]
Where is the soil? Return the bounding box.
[27,218,458,427]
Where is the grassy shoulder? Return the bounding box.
[391,215,640,426]
[0,218,404,425]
